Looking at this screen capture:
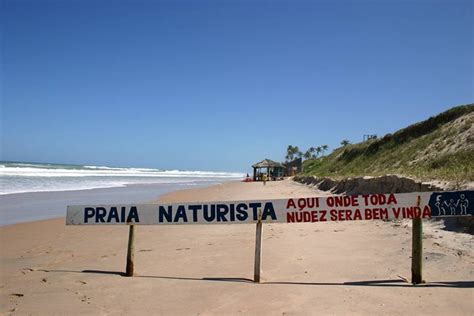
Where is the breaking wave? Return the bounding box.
[0,162,245,195]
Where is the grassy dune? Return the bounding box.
[302,104,474,182]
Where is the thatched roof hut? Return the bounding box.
[252,159,285,181]
[252,159,284,169]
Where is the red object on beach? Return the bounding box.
[242,178,253,182]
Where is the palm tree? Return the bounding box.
[308,146,317,158]
[286,145,301,162]
[304,150,312,160]
[321,145,328,155]
[286,145,295,162]
[341,139,351,147]
[316,146,322,157]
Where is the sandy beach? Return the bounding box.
[1,179,473,315]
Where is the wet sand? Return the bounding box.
[0,179,473,315]
[0,181,222,226]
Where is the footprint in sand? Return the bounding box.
[80,295,91,304]
[75,291,91,304]
[424,252,446,261]
[21,268,35,275]
[101,253,117,259]
[10,293,24,298]
[9,293,24,308]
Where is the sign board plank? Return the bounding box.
[66,191,473,225]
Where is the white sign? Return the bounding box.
[66,191,473,225]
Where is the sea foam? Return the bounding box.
[0,162,244,195]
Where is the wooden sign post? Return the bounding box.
[254,210,263,283]
[125,225,135,277]
[411,195,423,284]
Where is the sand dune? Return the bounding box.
[0,179,472,315]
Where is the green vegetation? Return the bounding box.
[340,139,351,147]
[285,145,302,162]
[288,145,329,162]
[302,104,474,182]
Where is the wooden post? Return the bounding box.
[125,225,135,277]
[411,195,423,284]
[254,210,263,283]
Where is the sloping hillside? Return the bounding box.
[302,104,474,182]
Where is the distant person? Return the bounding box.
[243,173,251,182]
[262,174,267,186]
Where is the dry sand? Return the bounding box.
[1,179,473,315]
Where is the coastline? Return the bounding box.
[1,180,473,315]
[0,180,228,226]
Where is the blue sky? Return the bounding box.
[1,0,472,172]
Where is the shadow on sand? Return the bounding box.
[265,279,474,288]
[40,269,474,288]
[39,269,125,276]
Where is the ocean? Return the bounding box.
[0,161,244,195]
[0,161,245,225]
